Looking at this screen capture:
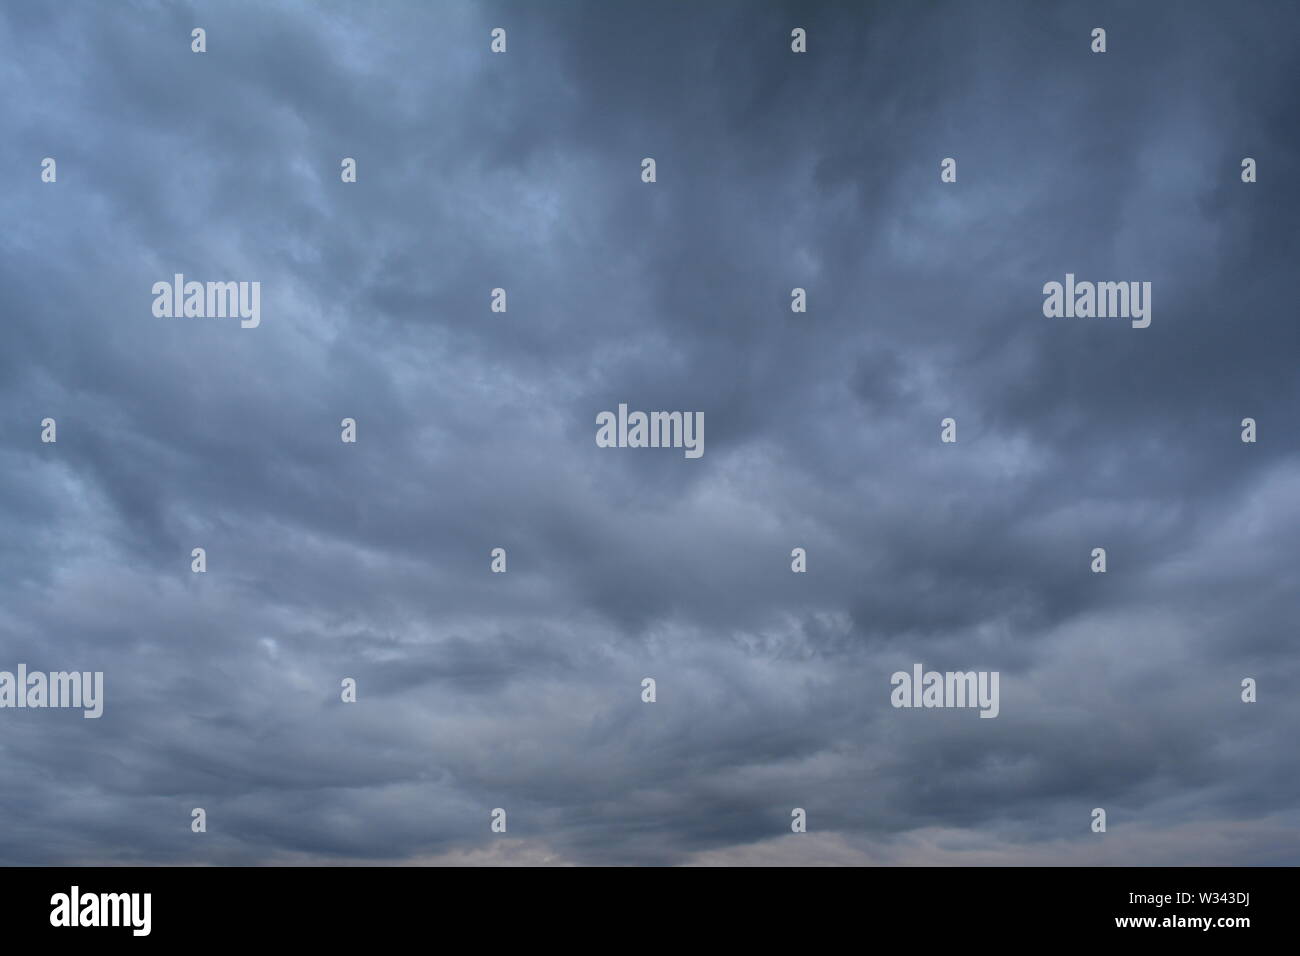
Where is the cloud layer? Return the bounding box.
[0,0,1297,865]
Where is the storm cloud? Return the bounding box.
[0,0,1297,865]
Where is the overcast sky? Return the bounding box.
[1,0,1297,866]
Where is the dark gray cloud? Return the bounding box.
[0,0,1296,865]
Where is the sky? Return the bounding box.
[0,0,1297,866]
